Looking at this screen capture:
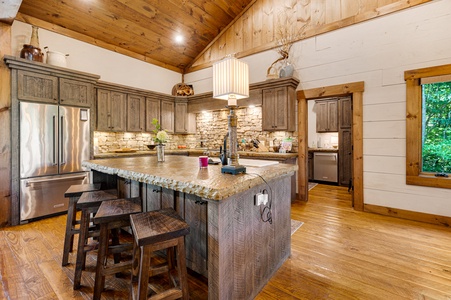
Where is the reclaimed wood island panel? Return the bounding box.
[82,156,297,299]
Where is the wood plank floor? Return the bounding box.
[1,184,451,299]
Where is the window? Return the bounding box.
[405,65,451,189]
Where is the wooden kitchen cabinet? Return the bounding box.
[126,94,145,132]
[143,184,175,212]
[17,70,58,104]
[262,86,296,131]
[59,78,93,108]
[339,128,352,186]
[308,152,314,181]
[338,97,352,129]
[161,100,174,133]
[145,98,160,132]
[96,89,126,132]
[183,194,208,277]
[175,99,196,134]
[316,99,338,132]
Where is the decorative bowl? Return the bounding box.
[147,145,156,150]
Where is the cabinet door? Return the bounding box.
[96,89,111,131]
[262,89,275,131]
[17,70,58,104]
[110,92,126,131]
[308,152,314,181]
[59,78,93,107]
[175,102,188,133]
[328,101,338,131]
[144,184,175,212]
[184,194,208,277]
[273,87,288,130]
[145,98,160,132]
[126,94,145,132]
[339,97,352,129]
[161,100,174,133]
[339,128,352,186]
[316,101,328,132]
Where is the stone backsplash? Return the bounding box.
[94,106,298,153]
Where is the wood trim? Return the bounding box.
[405,65,451,189]
[0,23,12,227]
[364,204,451,227]
[297,81,364,212]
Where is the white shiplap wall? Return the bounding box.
[186,0,451,217]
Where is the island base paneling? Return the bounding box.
[90,170,292,299]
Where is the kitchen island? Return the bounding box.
[82,155,297,299]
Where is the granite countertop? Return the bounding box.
[94,149,298,160]
[82,156,297,200]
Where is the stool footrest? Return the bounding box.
[101,260,132,276]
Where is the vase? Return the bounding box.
[29,26,40,48]
[279,63,294,78]
[156,144,165,162]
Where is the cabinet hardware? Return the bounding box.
[152,189,161,193]
[194,200,207,205]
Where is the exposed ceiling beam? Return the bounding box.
[0,0,22,25]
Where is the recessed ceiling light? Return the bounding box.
[175,35,184,44]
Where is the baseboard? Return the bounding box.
[364,204,451,227]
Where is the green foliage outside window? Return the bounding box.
[422,82,451,173]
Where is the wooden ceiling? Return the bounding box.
[7,0,255,73]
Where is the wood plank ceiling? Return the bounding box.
[12,0,255,73]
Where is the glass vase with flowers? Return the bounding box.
[151,118,168,162]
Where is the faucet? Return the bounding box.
[220,133,229,165]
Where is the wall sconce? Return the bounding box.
[213,55,249,175]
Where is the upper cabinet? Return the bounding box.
[59,78,93,107]
[338,97,352,129]
[261,78,298,132]
[316,100,338,132]
[97,89,126,132]
[145,98,161,132]
[175,98,196,134]
[161,100,175,133]
[126,94,145,132]
[17,70,58,104]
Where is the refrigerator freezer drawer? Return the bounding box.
[20,172,89,222]
[313,152,338,183]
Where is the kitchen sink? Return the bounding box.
[239,159,279,167]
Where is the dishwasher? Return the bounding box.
[313,152,338,183]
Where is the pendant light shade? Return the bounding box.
[213,56,249,105]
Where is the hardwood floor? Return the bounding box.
[1,184,451,299]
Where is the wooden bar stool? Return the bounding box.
[130,208,190,300]
[92,198,142,300]
[62,183,100,266]
[73,189,118,290]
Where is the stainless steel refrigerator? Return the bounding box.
[19,102,90,222]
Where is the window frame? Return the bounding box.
[405,64,451,189]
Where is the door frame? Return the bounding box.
[297,81,364,211]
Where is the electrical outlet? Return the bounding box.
[255,193,264,206]
[261,193,269,205]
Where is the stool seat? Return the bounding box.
[131,208,190,247]
[62,183,101,266]
[73,190,118,290]
[92,198,142,300]
[130,208,190,300]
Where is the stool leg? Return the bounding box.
[176,237,189,300]
[73,208,89,289]
[137,246,152,300]
[93,223,109,300]
[62,197,77,266]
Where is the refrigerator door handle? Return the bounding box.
[60,115,66,165]
[25,174,88,187]
[53,115,57,165]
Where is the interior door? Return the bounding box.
[59,106,90,174]
[20,102,59,178]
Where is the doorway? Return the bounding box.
[297,82,364,211]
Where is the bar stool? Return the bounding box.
[73,189,118,290]
[130,208,190,300]
[92,198,142,300]
[62,183,100,266]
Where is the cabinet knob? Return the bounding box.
[152,189,161,193]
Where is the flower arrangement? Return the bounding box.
[151,118,168,144]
